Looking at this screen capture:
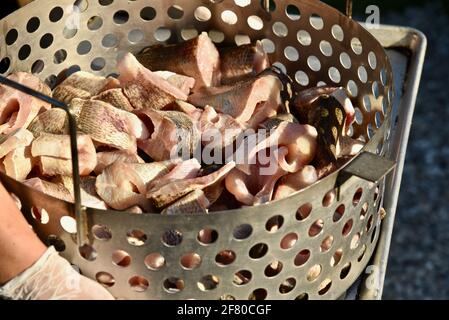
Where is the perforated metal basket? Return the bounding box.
[0,0,395,300]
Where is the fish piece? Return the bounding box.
[53,175,108,210]
[52,85,91,105]
[0,128,34,158]
[199,106,245,150]
[147,161,235,209]
[27,108,68,136]
[137,32,220,90]
[293,86,355,130]
[161,189,209,215]
[3,146,33,181]
[95,162,149,210]
[57,71,118,96]
[339,136,365,157]
[117,53,188,110]
[153,71,196,96]
[71,98,145,152]
[128,160,180,186]
[188,74,281,123]
[23,177,73,202]
[163,100,202,120]
[0,72,51,134]
[219,41,270,85]
[32,133,97,176]
[146,158,201,191]
[273,165,318,200]
[92,88,134,112]
[225,151,287,206]
[237,121,317,174]
[137,109,200,161]
[208,189,241,211]
[94,150,144,175]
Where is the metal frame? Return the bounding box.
[357,24,427,299]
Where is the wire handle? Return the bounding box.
[0,74,89,249]
[346,0,353,18]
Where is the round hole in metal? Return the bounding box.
[92,224,112,241]
[181,252,202,269]
[197,228,218,245]
[0,57,11,74]
[60,216,77,234]
[26,17,40,33]
[112,250,132,267]
[96,271,115,287]
[18,45,31,60]
[264,260,283,277]
[87,16,103,30]
[77,40,92,55]
[215,250,236,266]
[320,235,334,252]
[49,7,64,22]
[145,253,165,270]
[307,264,322,281]
[31,207,49,224]
[353,187,363,206]
[79,244,97,261]
[342,219,354,236]
[333,204,345,222]
[273,21,288,37]
[280,232,298,250]
[129,275,149,292]
[294,249,310,266]
[53,49,67,64]
[102,33,118,48]
[220,294,236,300]
[197,275,219,291]
[233,270,252,286]
[163,277,185,293]
[266,215,284,232]
[221,10,237,25]
[195,6,212,22]
[286,4,300,21]
[91,57,106,71]
[295,70,309,86]
[126,229,147,246]
[318,279,332,295]
[295,293,309,300]
[322,190,336,207]
[330,248,343,267]
[309,219,324,237]
[297,30,312,46]
[279,277,296,294]
[350,233,361,249]
[168,5,184,20]
[233,223,252,240]
[6,29,18,46]
[360,202,369,219]
[162,229,183,246]
[249,243,268,259]
[296,203,312,221]
[247,15,263,30]
[340,262,351,280]
[249,288,267,300]
[113,10,129,24]
[140,7,156,21]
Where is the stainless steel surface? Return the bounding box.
[341,152,395,184]
[0,0,394,300]
[358,25,427,300]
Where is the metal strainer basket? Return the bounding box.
[0,0,395,300]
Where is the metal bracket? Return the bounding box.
[340,152,396,184]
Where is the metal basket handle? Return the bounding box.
[0,75,89,249]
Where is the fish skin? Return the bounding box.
[57,71,118,96]
[0,72,51,135]
[27,108,68,137]
[53,175,108,210]
[187,74,281,123]
[153,71,196,96]
[95,162,150,211]
[127,160,180,186]
[23,177,73,202]
[219,41,270,85]
[161,189,209,215]
[52,85,91,105]
[147,161,235,209]
[94,150,144,175]
[3,146,33,181]
[146,158,201,191]
[137,32,220,90]
[70,98,138,152]
[32,133,97,176]
[0,128,34,158]
[117,53,188,110]
[137,109,200,161]
[92,88,134,112]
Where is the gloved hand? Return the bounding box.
[0,246,114,300]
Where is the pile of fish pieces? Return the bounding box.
[0,32,365,214]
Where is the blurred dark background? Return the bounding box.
[0,0,447,300]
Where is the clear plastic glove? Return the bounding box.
[0,246,114,300]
